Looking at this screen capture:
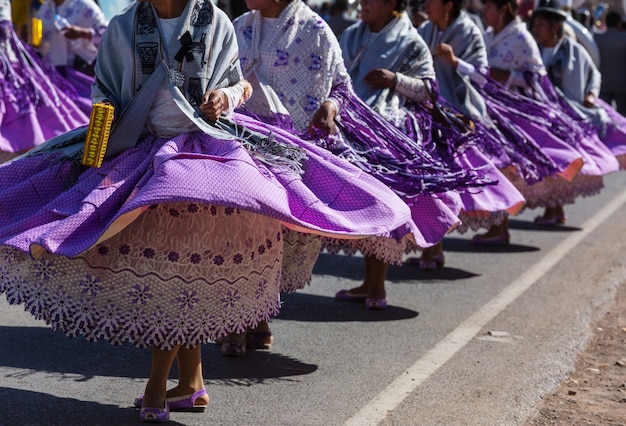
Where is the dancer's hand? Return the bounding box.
[61,25,92,40]
[201,90,228,121]
[583,92,596,108]
[364,68,397,89]
[308,101,337,136]
[489,68,510,84]
[435,43,458,68]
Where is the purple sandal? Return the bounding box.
[139,402,170,423]
[365,298,388,310]
[135,388,209,413]
[335,289,368,302]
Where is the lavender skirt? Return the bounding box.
[478,77,618,208]
[453,147,525,233]
[0,21,88,155]
[596,99,626,169]
[321,193,460,265]
[0,120,414,349]
[51,66,95,116]
[402,103,526,232]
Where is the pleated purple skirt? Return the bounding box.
[0,21,88,155]
[0,118,416,348]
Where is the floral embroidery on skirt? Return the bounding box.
[0,204,283,350]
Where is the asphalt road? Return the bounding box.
[1,171,625,426]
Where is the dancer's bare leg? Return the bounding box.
[537,206,566,224]
[477,215,508,238]
[540,206,557,221]
[142,345,179,408]
[339,254,372,295]
[166,346,208,404]
[555,205,564,219]
[420,241,444,261]
[366,256,387,300]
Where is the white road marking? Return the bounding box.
[344,186,626,426]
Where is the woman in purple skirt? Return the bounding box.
[529,0,625,223]
[232,0,487,323]
[418,0,617,239]
[480,0,620,225]
[339,0,542,268]
[0,0,88,163]
[0,0,420,421]
[35,0,109,114]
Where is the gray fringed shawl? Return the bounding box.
[418,12,489,120]
[92,0,242,122]
[540,36,608,127]
[341,13,434,113]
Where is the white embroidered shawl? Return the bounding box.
[483,18,546,89]
[233,0,350,132]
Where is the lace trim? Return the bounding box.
[280,230,322,293]
[0,204,284,349]
[455,210,508,234]
[321,235,415,265]
[512,174,604,209]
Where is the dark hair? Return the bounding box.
[394,0,408,12]
[606,10,622,28]
[531,11,565,38]
[332,0,350,12]
[482,0,517,23]
[442,0,464,19]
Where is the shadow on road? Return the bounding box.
[314,252,479,281]
[0,326,318,384]
[441,237,541,253]
[0,387,151,426]
[277,292,419,322]
[0,326,149,379]
[508,218,583,232]
[203,348,318,385]
[389,263,479,281]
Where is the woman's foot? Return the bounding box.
[471,221,510,246]
[535,206,566,226]
[140,387,169,422]
[139,401,169,423]
[220,331,247,357]
[166,386,209,409]
[135,386,210,411]
[335,284,368,302]
[411,242,445,270]
[337,256,387,309]
[246,320,273,350]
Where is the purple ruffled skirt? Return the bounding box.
[52,66,95,116]
[0,119,415,349]
[479,76,618,208]
[453,146,525,232]
[0,21,88,156]
[596,99,626,169]
[401,103,525,232]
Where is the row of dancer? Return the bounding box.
[1,0,108,158]
[0,0,486,423]
[397,0,625,264]
[0,0,624,422]
[220,0,626,355]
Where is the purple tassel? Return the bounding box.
[308,83,494,197]
[536,76,599,141]
[415,80,557,185]
[470,76,562,184]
